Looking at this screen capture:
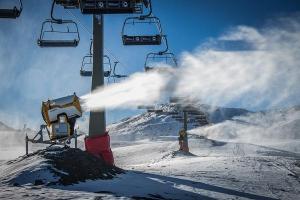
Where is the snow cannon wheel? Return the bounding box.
[84,132,114,166]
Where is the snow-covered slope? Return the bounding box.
[0,106,299,199]
[191,105,300,152]
[108,104,252,141]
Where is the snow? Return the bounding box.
[0,105,299,199]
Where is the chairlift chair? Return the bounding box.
[37,1,80,47]
[122,0,162,45]
[144,52,177,71]
[144,36,178,71]
[79,0,147,14]
[103,55,113,80]
[111,61,128,82]
[80,53,113,78]
[122,16,162,45]
[0,0,22,19]
[80,55,93,76]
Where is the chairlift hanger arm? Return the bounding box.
[51,0,63,23]
[159,35,169,54]
[89,39,93,55]
[139,0,152,18]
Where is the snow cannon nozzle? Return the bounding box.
[41,93,82,141]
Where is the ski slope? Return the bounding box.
[0,106,299,199]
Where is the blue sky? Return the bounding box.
[0,0,300,129]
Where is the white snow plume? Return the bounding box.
[81,70,172,111]
[191,106,300,152]
[81,16,300,112]
[174,16,300,109]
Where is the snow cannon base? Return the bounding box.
[85,132,114,166]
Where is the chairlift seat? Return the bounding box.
[80,70,92,77]
[38,39,79,47]
[122,35,161,45]
[79,0,143,14]
[0,7,21,18]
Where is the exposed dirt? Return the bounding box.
[8,146,124,185]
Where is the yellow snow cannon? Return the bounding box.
[41,93,82,140]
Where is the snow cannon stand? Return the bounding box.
[85,132,114,166]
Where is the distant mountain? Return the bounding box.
[108,104,252,140]
[0,121,15,132]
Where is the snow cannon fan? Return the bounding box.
[41,93,82,140]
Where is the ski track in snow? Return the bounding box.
[0,107,300,199]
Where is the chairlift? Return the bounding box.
[55,0,79,9]
[111,61,128,82]
[79,0,147,14]
[144,36,177,71]
[122,0,162,45]
[103,55,112,78]
[80,55,112,77]
[80,55,93,77]
[0,0,22,19]
[37,1,80,47]
[80,41,113,78]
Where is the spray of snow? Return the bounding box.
[81,71,171,111]
[175,18,300,109]
[82,16,300,112]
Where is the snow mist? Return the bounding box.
[81,16,300,111]
[81,71,171,111]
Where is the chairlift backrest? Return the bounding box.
[0,0,22,19]
[79,0,147,14]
